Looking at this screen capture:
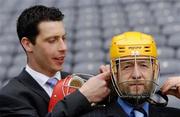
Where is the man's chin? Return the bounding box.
[53,65,63,72]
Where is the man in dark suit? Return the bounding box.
[0,5,111,117]
[80,32,180,117]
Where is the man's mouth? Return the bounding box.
[129,83,144,86]
[53,56,65,64]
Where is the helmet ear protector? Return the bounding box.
[48,73,92,112]
[109,32,167,106]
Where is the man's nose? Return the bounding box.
[132,64,142,79]
[58,39,67,51]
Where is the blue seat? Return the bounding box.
[72,61,104,75]
[74,38,102,52]
[0,43,16,56]
[63,63,72,73]
[120,0,142,4]
[98,0,119,5]
[75,28,101,40]
[158,47,175,59]
[6,64,24,80]
[133,25,160,35]
[73,50,105,64]
[168,33,180,47]
[64,52,73,64]
[153,34,167,46]
[101,5,126,28]
[76,7,100,29]
[62,9,76,30]
[77,0,98,7]
[125,2,147,12]
[12,53,26,67]
[128,10,155,26]
[102,26,129,40]
[0,54,12,67]
[159,59,180,75]
[0,66,7,82]
[149,1,172,11]
[55,0,76,8]
[162,23,180,35]
[176,47,180,59]
[154,8,179,25]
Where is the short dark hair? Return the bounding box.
[17,5,64,44]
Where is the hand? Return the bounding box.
[99,64,110,73]
[79,65,111,103]
[160,76,180,99]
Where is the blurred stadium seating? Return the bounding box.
[0,0,180,108]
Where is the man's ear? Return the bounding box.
[21,37,33,52]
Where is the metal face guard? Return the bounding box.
[111,56,159,106]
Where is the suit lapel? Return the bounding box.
[17,69,50,102]
[149,105,161,117]
[106,101,129,117]
[16,70,70,103]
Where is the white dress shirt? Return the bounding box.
[25,65,61,97]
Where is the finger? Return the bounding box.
[165,89,178,97]
[99,65,110,73]
[161,78,175,93]
[99,65,106,73]
[97,71,111,81]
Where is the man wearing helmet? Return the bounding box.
[110,31,159,106]
[80,32,180,117]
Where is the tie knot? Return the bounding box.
[131,107,147,117]
[46,78,58,88]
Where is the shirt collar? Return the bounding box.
[117,97,149,116]
[25,65,61,86]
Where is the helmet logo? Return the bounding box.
[131,51,140,56]
[128,46,142,49]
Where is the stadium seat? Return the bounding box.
[153,34,167,46]
[77,0,98,7]
[98,0,119,5]
[73,38,102,52]
[158,47,175,59]
[0,66,7,82]
[176,47,180,59]
[75,28,101,40]
[133,25,160,35]
[6,64,24,80]
[72,61,104,75]
[168,33,180,47]
[159,59,180,75]
[73,50,105,64]
[102,26,129,40]
[55,0,76,8]
[162,23,180,35]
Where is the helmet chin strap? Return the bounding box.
[121,95,149,106]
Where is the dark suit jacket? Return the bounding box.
[80,101,180,117]
[0,69,92,117]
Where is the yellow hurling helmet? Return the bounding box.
[110,31,157,59]
[109,32,160,106]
